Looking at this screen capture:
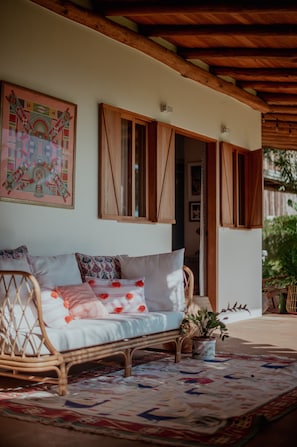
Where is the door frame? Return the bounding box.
[206,142,217,311]
[173,126,218,310]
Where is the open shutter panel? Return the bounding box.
[220,142,234,227]
[155,122,175,223]
[248,148,263,228]
[99,104,121,219]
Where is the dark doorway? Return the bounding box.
[172,133,206,296]
[172,136,185,251]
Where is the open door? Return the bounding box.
[172,134,207,296]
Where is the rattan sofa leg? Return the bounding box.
[59,364,68,396]
[124,348,133,377]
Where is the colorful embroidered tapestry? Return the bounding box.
[0,82,76,208]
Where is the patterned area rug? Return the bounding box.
[1,352,297,447]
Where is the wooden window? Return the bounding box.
[99,104,175,223]
[120,117,147,217]
[220,142,263,228]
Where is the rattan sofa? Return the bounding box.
[0,251,193,396]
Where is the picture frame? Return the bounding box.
[189,201,200,222]
[0,81,77,208]
[188,162,202,199]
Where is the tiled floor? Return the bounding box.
[1,312,297,447]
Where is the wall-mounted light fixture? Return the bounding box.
[221,125,230,137]
[220,125,231,141]
[160,103,173,113]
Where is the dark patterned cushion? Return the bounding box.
[75,253,121,281]
[0,245,29,259]
[0,245,31,271]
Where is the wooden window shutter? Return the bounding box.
[220,142,263,229]
[220,142,234,227]
[248,148,263,228]
[99,103,121,219]
[149,121,175,223]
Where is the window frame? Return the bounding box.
[120,113,149,219]
[220,142,263,229]
[99,103,175,223]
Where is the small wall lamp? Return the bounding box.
[160,103,173,113]
[221,125,230,137]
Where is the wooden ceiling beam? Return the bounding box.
[260,93,297,105]
[213,67,297,81]
[97,1,297,16]
[29,0,269,112]
[262,121,297,132]
[240,81,297,92]
[262,138,297,149]
[263,136,297,144]
[263,137,297,143]
[263,129,297,136]
[263,113,297,122]
[263,144,297,151]
[262,134,297,139]
[141,24,297,38]
[269,106,297,114]
[263,139,297,147]
[263,122,297,129]
[180,48,297,60]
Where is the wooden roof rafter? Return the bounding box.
[96,1,297,17]
[30,0,297,151]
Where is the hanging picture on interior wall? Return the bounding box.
[188,162,202,199]
[189,201,200,222]
[0,81,77,208]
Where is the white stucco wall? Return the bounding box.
[218,228,263,319]
[0,0,262,316]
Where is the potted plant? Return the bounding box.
[180,303,249,359]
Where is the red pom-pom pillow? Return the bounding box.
[86,277,148,314]
[41,289,73,328]
[57,283,109,319]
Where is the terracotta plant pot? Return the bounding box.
[192,337,216,360]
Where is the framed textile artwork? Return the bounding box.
[0,81,76,208]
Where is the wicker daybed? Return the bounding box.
[0,263,193,396]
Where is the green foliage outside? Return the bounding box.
[262,215,297,287]
[264,148,297,198]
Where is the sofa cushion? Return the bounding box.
[0,244,29,258]
[118,249,185,312]
[0,245,32,272]
[86,277,148,314]
[24,311,185,356]
[28,253,82,289]
[57,283,108,319]
[75,253,121,281]
[40,289,73,328]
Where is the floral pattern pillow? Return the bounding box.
[86,277,148,314]
[75,253,121,281]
